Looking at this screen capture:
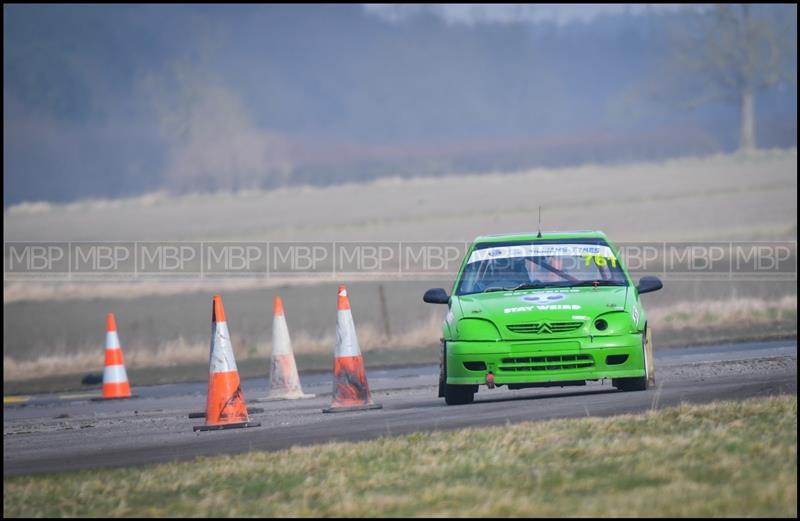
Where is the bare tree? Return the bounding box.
[148,64,294,194]
[667,4,796,151]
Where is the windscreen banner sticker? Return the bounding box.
[468,244,615,264]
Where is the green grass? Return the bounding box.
[4,395,797,517]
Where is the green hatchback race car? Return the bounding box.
[423,231,663,405]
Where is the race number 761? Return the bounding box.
[582,253,617,267]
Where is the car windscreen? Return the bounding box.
[456,240,628,295]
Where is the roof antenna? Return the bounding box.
[537,205,542,238]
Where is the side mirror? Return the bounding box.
[423,288,450,304]
[636,275,663,294]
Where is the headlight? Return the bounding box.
[592,311,635,335]
[456,318,501,341]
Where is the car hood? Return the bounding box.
[455,286,629,339]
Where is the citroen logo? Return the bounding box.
[538,323,552,334]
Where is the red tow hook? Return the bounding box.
[486,372,495,389]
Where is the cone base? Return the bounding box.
[90,394,139,402]
[188,407,264,419]
[259,392,316,402]
[322,403,383,413]
[193,421,261,432]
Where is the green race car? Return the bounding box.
[423,231,663,405]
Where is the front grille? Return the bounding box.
[507,321,583,334]
[499,354,594,372]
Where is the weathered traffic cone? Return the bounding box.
[322,285,382,413]
[100,313,133,399]
[266,296,314,400]
[194,295,261,431]
[645,325,656,387]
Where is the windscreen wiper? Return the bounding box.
[483,281,577,293]
[507,282,549,291]
[483,283,542,293]
[567,280,626,287]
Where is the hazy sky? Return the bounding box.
[3,4,794,206]
[362,4,696,25]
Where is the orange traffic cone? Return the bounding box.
[100,313,133,399]
[323,285,382,413]
[194,295,261,431]
[266,296,314,400]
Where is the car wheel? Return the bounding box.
[440,342,476,404]
[612,330,650,392]
[438,341,446,398]
[444,383,475,405]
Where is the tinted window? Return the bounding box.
[456,239,628,295]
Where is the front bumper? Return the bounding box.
[446,333,645,385]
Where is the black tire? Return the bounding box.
[444,384,476,405]
[438,342,446,398]
[612,375,647,392]
[440,341,477,405]
[612,332,650,392]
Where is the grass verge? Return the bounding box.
[4,395,796,517]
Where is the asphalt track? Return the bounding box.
[4,340,796,478]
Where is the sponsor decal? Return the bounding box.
[520,292,566,304]
[505,288,580,296]
[504,304,581,313]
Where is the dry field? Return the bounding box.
[3,149,797,386]
[5,148,796,244]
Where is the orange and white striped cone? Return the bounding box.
[99,313,134,400]
[266,296,314,400]
[323,285,382,413]
[194,295,261,431]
